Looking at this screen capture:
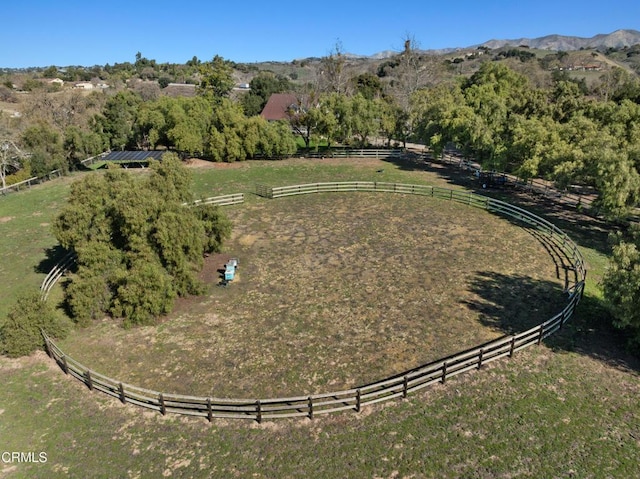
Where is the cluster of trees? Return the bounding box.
[411,62,640,218]
[9,46,640,200]
[95,91,298,161]
[0,89,108,183]
[602,226,640,348]
[1,153,233,356]
[52,154,231,327]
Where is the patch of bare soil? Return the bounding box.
[60,192,567,400]
[183,156,384,170]
[183,158,244,169]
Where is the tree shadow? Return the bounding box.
[34,244,71,275]
[548,292,640,373]
[464,270,640,373]
[483,188,614,257]
[464,270,567,335]
[381,151,429,172]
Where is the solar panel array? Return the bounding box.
[102,151,166,162]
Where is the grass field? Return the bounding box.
[0,156,639,478]
[56,191,566,399]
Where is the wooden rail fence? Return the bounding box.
[184,193,245,207]
[42,183,586,422]
[436,151,596,211]
[0,176,39,195]
[40,252,76,301]
[302,148,404,159]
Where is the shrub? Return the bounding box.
[53,156,231,327]
[602,227,640,350]
[0,291,71,357]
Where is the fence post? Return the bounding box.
[43,334,52,359]
[85,370,93,391]
[159,393,166,415]
[509,336,516,357]
[356,389,362,412]
[119,383,126,403]
[62,355,69,374]
[207,398,213,422]
[403,376,409,398]
[442,361,448,383]
[256,400,262,423]
[538,324,545,345]
[308,396,314,420]
[478,349,484,369]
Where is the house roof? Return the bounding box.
[260,93,300,121]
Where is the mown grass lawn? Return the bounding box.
[0,156,639,479]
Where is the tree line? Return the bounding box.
[5,50,640,220]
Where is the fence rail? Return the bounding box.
[43,182,586,422]
[0,176,39,195]
[40,252,76,300]
[185,193,245,207]
[1,152,110,196]
[437,152,596,210]
[302,148,404,159]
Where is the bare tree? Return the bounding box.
[317,40,351,95]
[23,90,104,132]
[385,35,446,145]
[0,139,26,190]
[390,35,439,111]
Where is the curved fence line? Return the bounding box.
[40,252,76,301]
[42,183,586,422]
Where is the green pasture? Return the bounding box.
[0,157,638,479]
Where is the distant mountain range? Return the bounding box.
[345,29,640,60]
[479,29,640,51]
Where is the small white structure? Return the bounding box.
[74,82,94,90]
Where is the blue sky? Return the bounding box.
[2,1,639,68]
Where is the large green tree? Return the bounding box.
[21,122,66,176]
[411,62,640,219]
[602,226,640,350]
[53,154,231,327]
[92,90,142,150]
[197,55,235,99]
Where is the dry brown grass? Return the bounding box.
[58,191,566,399]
